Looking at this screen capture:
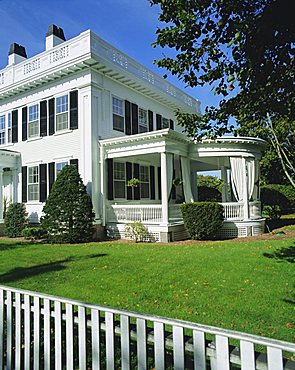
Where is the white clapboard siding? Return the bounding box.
[0,285,293,370]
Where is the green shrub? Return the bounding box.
[180,202,224,240]
[4,203,27,237]
[41,165,95,243]
[124,222,149,242]
[261,184,295,215]
[22,226,47,241]
[197,186,222,202]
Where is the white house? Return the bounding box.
[0,25,266,242]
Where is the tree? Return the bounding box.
[41,165,94,243]
[197,175,223,192]
[4,203,27,237]
[150,0,295,187]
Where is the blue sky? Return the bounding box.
[0,0,222,113]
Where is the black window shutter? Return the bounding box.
[70,158,79,172]
[39,164,47,202]
[148,110,154,132]
[150,166,155,200]
[21,107,27,141]
[170,119,174,130]
[21,166,27,203]
[107,159,114,200]
[70,90,78,130]
[49,98,55,135]
[12,110,18,143]
[156,114,162,130]
[126,162,133,200]
[133,163,140,200]
[158,166,162,200]
[125,100,131,135]
[40,101,47,137]
[48,162,55,193]
[131,103,138,135]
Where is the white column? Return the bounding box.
[0,169,3,222]
[12,169,19,203]
[242,158,249,219]
[221,166,228,203]
[100,144,106,226]
[161,152,169,225]
[191,171,198,201]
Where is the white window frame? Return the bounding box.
[28,104,40,138]
[0,115,5,145]
[7,112,12,144]
[113,161,126,199]
[56,94,69,132]
[112,96,125,132]
[138,107,148,133]
[139,165,150,199]
[28,165,39,202]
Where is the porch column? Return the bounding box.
[221,166,228,202]
[161,152,173,225]
[242,158,250,220]
[100,144,106,226]
[12,169,19,203]
[0,169,3,222]
[191,171,198,201]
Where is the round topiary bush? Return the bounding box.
[41,165,95,243]
[261,184,295,215]
[4,203,28,237]
[180,202,224,240]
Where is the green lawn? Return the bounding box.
[0,233,294,343]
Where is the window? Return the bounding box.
[140,166,150,198]
[162,117,170,129]
[112,97,124,132]
[114,162,126,198]
[138,108,148,133]
[28,166,39,201]
[28,104,39,138]
[7,113,12,143]
[56,161,68,177]
[56,95,68,131]
[0,115,5,144]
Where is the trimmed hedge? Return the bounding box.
[261,184,295,215]
[180,202,224,240]
[197,186,222,202]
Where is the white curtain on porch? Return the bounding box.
[247,158,256,200]
[180,156,194,203]
[230,157,245,201]
[252,159,260,200]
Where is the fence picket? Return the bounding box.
[91,309,100,370]
[154,322,165,370]
[66,303,74,370]
[267,347,283,370]
[78,306,87,370]
[14,293,21,370]
[24,294,31,370]
[0,290,3,370]
[33,296,40,370]
[215,335,230,370]
[105,311,115,370]
[43,299,51,370]
[6,291,12,370]
[137,318,147,370]
[240,340,255,370]
[173,325,184,369]
[121,314,130,370]
[54,301,62,370]
[193,330,206,370]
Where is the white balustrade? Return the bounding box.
[108,204,163,223]
[221,202,244,220]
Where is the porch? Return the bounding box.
[99,130,266,242]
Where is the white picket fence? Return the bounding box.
[0,285,294,370]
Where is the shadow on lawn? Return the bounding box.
[263,243,295,263]
[0,241,37,251]
[0,253,107,283]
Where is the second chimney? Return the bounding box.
[46,24,66,50]
[8,43,27,66]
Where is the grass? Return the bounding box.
[0,229,294,343]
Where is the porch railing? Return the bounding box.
[0,285,294,370]
[221,202,245,220]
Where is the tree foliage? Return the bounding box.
[150,0,295,186]
[41,165,94,243]
[4,203,27,237]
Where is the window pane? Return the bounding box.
[113,114,124,132]
[0,115,5,130]
[112,97,123,115]
[56,112,68,131]
[162,118,169,129]
[28,166,39,201]
[29,105,39,122]
[56,161,68,176]
[140,183,150,198]
[56,95,68,113]
[114,181,125,198]
[114,162,125,180]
